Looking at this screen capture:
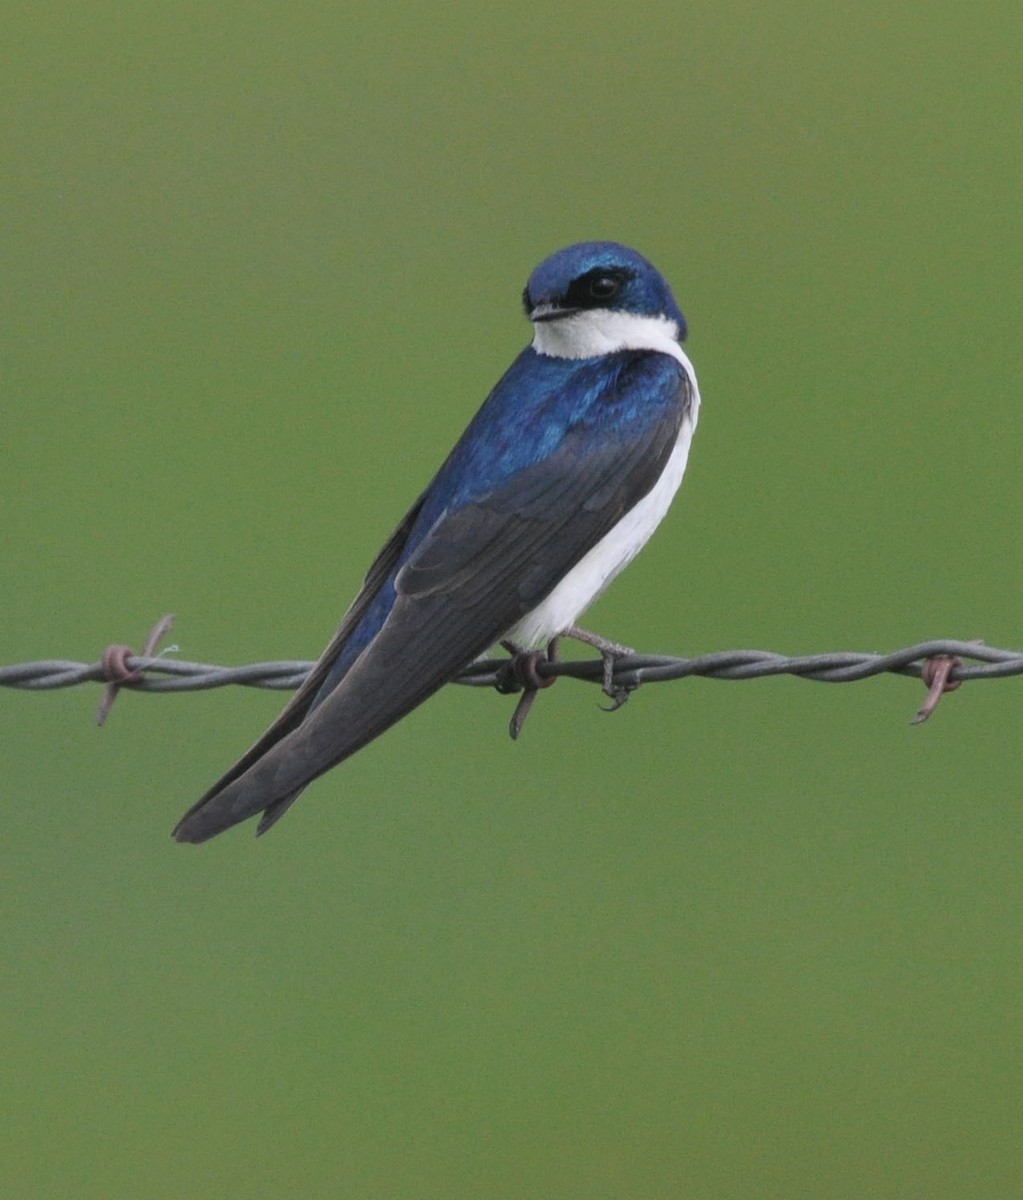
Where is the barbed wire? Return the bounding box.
[2,622,1019,726]
[4,638,1019,691]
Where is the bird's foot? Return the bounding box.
[496,640,559,740]
[560,624,635,709]
[495,627,637,738]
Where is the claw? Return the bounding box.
[599,687,633,714]
[561,624,634,699]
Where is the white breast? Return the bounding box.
[504,310,700,648]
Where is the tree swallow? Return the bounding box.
[174,241,701,843]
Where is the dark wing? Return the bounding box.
[172,494,426,841]
[174,369,690,843]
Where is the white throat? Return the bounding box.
[531,308,683,362]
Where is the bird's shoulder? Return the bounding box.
[427,345,689,514]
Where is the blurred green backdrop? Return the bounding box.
[3,1,1022,1197]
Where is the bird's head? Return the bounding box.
[523,241,687,360]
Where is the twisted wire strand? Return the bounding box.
[2,640,1019,693]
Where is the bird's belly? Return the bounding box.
[503,414,696,648]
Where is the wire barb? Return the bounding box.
[495,640,560,740]
[911,650,966,725]
[95,614,175,725]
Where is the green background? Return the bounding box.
[3,2,1021,1196]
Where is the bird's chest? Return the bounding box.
[504,413,697,647]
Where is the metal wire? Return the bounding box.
[2,639,1019,693]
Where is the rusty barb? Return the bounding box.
[911,651,965,725]
[95,614,176,726]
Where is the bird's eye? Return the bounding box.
[588,275,621,300]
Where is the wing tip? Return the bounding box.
[172,787,305,844]
[171,810,231,845]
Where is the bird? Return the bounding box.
[173,241,701,843]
